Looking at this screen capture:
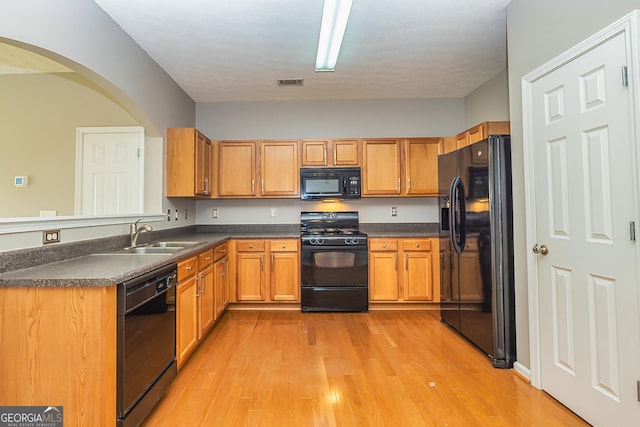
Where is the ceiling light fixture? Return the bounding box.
[315,0,353,72]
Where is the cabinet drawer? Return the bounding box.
[369,239,398,251]
[270,239,299,252]
[402,239,432,251]
[198,249,214,269]
[178,256,198,281]
[213,242,229,261]
[463,238,479,251]
[236,240,266,252]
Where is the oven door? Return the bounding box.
[301,244,368,287]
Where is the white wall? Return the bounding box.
[506,0,639,370]
[464,69,510,128]
[196,198,439,225]
[0,0,197,251]
[196,98,465,140]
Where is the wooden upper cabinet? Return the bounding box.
[454,121,510,150]
[218,141,257,197]
[166,128,213,197]
[260,140,299,197]
[301,139,359,166]
[362,139,402,195]
[404,138,439,196]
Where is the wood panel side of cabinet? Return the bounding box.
[166,128,196,197]
[0,286,117,427]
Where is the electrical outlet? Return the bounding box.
[174,209,179,221]
[212,208,219,219]
[391,206,397,217]
[167,209,171,221]
[43,229,60,244]
[185,209,188,220]
[271,208,277,217]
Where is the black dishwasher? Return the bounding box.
[116,263,177,427]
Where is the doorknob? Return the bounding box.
[532,244,549,255]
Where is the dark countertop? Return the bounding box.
[0,223,437,288]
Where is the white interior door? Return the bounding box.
[529,30,640,426]
[75,126,144,216]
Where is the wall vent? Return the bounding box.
[278,78,304,87]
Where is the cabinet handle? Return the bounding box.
[324,146,328,165]
[281,244,286,248]
[415,243,420,248]
[186,266,193,271]
[195,275,201,297]
[205,256,211,261]
[261,179,264,195]
[394,253,398,271]
[405,253,408,270]
[397,178,401,194]
[260,254,264,271]
[407,178,411,194]
[249,244,253,249]
[333,147,336,166]
[204,177,209,195]
[271,253,274,269]
[251,179,255,196]
[382,243,387,249]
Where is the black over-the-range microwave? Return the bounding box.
[300,167,361,200]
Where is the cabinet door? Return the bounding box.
[270,252,299,301]
[260,140,299,197]
[362,139,401,195]
[195,131,212,196]
[302,140,329,166]
[236,242,266,301]
[176,275,198,369]
[402,240,434,301]
[455,131,469,149]
[331,139,359,166]
[369,251,400,301]
[219,141,257,196]
[454,239,483,302]
[404,138,439,195]
[214,256,227,319]
[467,124,485,145]
[198,264,215,338]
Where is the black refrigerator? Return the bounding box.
[438,135,516,368]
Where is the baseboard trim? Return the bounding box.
[512,361,531,384]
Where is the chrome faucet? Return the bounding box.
[130,219,153,247]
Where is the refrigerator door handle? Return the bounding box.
[449,176,466,254]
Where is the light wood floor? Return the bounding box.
[144,310,589,426]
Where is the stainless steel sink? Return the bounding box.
[150,241,202,247]
[118,246,184,254]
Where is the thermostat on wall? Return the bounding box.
[14,176,28,187]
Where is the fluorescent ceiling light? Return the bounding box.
[315,0,353,72]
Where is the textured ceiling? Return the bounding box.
[96,0,509,103]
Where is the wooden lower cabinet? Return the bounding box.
[0,286,117,427]
[236,239,300,303]
[197,249,215,338]
[214,242,230,319]
[369,237,439,303]
[176,243,229,369]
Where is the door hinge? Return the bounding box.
[637,380,640,402]
[622,66,628,87]
[630,221,636,242]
